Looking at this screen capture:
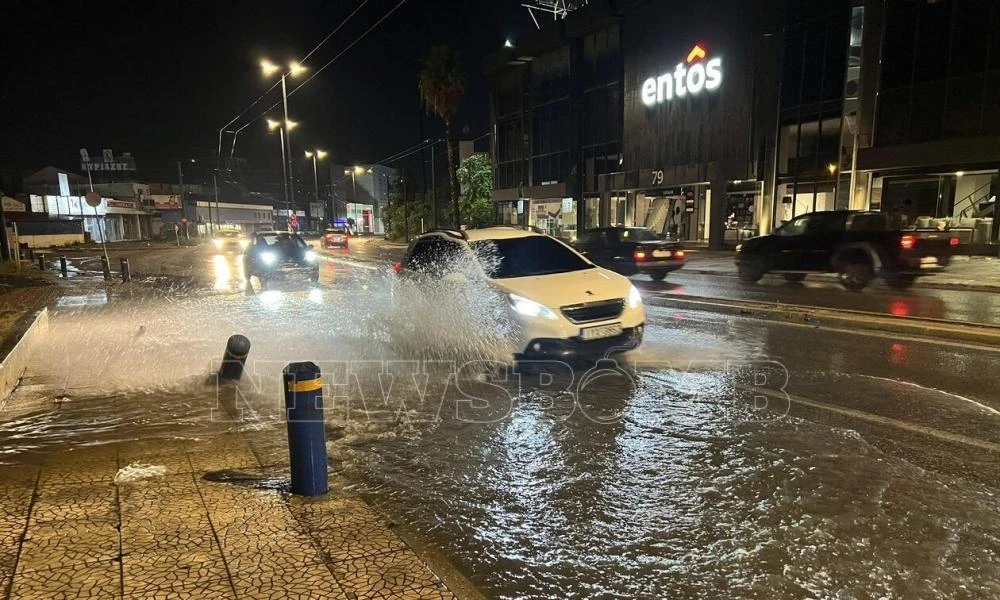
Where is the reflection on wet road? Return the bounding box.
[1,252,998,599]
[637,271,1000,325]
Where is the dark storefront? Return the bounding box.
[487,0,1000,250]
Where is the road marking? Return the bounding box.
[748,386,1000,453]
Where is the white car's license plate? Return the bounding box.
[920,256,938,268]
[652,249,672,258]
[580,323,623,341]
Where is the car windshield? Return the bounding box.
[258,233,307,250]
[620,227,660,242]
[471,235,594,279]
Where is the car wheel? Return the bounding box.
[782,273,807,283]
[884,273,916,289]
[839,262,873,291]
[738,259,765,283]
[649,271,668,281]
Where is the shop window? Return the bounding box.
[908,82,944,142]
[584,197,600,229]
[881,2,918,89]
[912,1,951,84]
[874,88,911,146]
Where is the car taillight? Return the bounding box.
[325,234,333,239]
[675,250,685,259]
[392,261,403,273]
[633,250,647,262]
[900,235,916,250]
[949,237,959,246]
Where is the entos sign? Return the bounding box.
[641,44,722,107]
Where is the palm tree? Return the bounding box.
[418,45,464,228]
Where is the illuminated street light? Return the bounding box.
[306,149,328,228]
[267,118,282,131]
[827,163,837,175]
[261,57,308,227]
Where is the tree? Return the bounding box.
[457,153,494,228]
[418,45,464,228]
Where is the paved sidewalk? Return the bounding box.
[0,377,458,600]
[681,249,1000,291]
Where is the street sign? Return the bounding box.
[79,148,90,163]
[85,192,102,208]
[102,149,114,162]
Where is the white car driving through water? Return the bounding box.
[392,227,645,360]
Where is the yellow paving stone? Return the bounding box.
[228,562,349,600]
[311,519,408,563]
[123,581,237,600]
[8,557,121,600]
[16,520,120,573]
[29,482,117,526]
[330,549,456,600]
[122,549,232,597]
[117,452,194,475]
[39,456,119,486]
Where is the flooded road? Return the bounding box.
[2,248,998,599]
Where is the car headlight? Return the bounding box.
[509,294,558,320]
[628,284,643,309]
[260,252,277,265]
[239,239,249,248]
[213,239,223,249]
[735,244,743,253]
[304,250,317,263]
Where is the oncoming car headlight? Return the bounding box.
[735,243,743,253]
[509,294,558,320]
[213,239,223,249]
[304,250,317,263]
[628,284,643,309]
[260,252,277,265]
[239,239,249,248]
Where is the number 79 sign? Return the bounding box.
[651,170,664,186]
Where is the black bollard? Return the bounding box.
[101,256,111,280]
[120,257,131,283]
[37,255,45,271]
[218,334,251,381]
[283,362,328,496]
[59,256,68,277]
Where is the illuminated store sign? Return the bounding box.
[641,44,722,106]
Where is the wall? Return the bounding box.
[17,233,85,248]
[621,0,768,182]
[0,308,49,404]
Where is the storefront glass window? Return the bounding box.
[530,199,576,241]
[584,197,600,230]
[610,194,627,226]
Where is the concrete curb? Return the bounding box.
[679,267,1000,294]
[646,293,1000,346]
[0,307,49,404]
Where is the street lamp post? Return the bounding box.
[267,119,291,221]
[261,59,306,224]
[305,150,327,228]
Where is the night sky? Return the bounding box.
[2,0,533,183]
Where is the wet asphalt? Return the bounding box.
[11,242,999,599]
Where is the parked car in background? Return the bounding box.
[734,210,957,290]
[573,227,685,281]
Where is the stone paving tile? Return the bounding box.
[122,550,233,598]
[38,450,119,486]
[119,475,218,556]
[293,501,408,563]
[330,549,456,600]
[8,557,121,599]
[187,434,261,473]
[228,563,349,600]
[16,519,120,574]
[28,482,117,527]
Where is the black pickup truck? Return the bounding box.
[734,210,956,290]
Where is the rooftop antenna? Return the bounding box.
[522,0,587,29]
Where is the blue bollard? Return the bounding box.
[283,362,328,496]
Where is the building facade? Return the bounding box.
[486,0,1000,249]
